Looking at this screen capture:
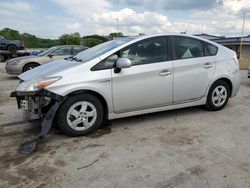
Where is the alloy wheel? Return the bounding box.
[212,85,228,107]
[66,101,97,131]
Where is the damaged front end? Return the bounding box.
[11,89,62,121]
[10,77,64,154]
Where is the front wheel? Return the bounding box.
[206,80,230,111]
[0,54,5,62]
[57,93,104,137]
[23,63,39,72]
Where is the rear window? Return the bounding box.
[204,42,218,56]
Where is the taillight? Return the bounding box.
[20,40,24,48]
[233,53,239,69]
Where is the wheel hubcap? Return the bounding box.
[212,85,227,107]
[66,101,97,131]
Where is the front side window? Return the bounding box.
[91,54,118,71]
[74,37,135,63]
[121,37,168,66]
[50,47,72,56]
[174,37,205,60]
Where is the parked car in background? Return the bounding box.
[11,34,240,137]
[0,35,24,54]
[28,49,44,56]
[5,45,88,75]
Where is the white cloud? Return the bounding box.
[51,0,250,37]
[0,0,249,38]
[223,0,250,13]
[93,8,172,35]
[0,1,32,12]
[66,22,82,30]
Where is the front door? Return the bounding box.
[112,36,173,113]
[47,46,73,62]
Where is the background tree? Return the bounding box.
[59,32,81,45]
[0,28,107,48]
[0,28,20,40]
[109,32,123,38]
[82,38,103,47]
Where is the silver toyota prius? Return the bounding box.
[11,34,241,137]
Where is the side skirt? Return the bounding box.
[108,96,207,120]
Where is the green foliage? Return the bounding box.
[21,33,59,48]
[0,28,20,40]
[109,32,123,38]
[59,32,81,45]
[0,28,105,48]
[83,38,103,47]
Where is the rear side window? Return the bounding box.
[50,47,72,56]
[174,37,205,60]
[204,42,218,56]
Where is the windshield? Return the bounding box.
[74,37,135,63]
[38,46,57,56]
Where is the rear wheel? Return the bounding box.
[57,93,104,137]
[8,45,17,54]
[206,80,230,111]
[23,63,39,72]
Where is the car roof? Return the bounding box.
[53,45,88,48]
[125,33,220,47]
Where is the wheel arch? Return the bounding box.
[65,89,109,120]
[210,77,233,97]
[6,43,17,49]
[22,62,40,72]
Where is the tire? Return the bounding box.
[7,45,17,55]
[0,54,5,62]
[206,80,230,111]
[57,93,104,137]
[23,63,39,72]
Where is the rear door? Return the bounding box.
[172,36,216,103]
[112,36,173,113]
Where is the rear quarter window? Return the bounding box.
[204,42,218,56]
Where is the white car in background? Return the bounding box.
[11,34,241,137]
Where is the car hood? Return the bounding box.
[19,59,80,81]
[11,55,36,61]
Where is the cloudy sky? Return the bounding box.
[0,0,249,38]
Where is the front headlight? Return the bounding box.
[16,77,61,92]
[9,59,21,65]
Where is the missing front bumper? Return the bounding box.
[10,90,64,154]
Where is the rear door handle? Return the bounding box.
[159,70,171,76]
[203,63,214,69]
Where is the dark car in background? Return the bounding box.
[0,35,24,54]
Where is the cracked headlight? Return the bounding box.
[16,77,61,92]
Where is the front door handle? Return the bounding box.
[159,70,171,76]
[203,63,214,69]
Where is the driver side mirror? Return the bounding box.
[114,58,132,73]
[47,54,54,58]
